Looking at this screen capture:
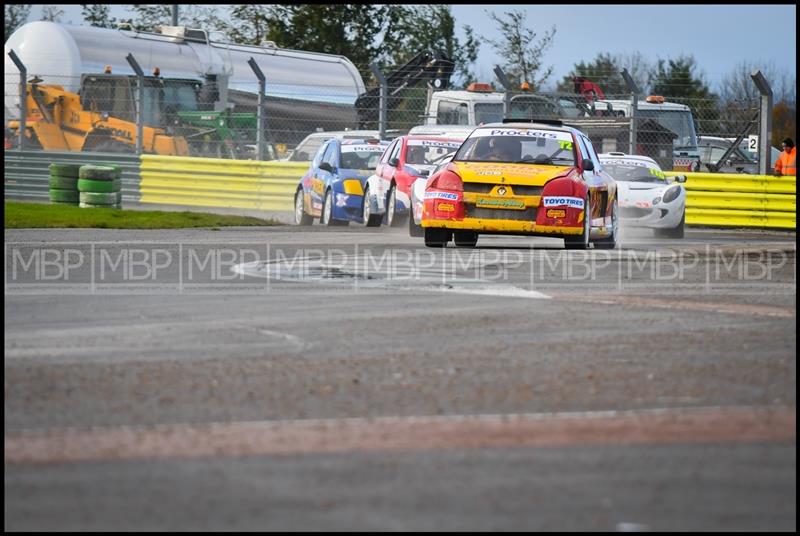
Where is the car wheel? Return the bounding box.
[424,227,451,248]
[294,189,313,226]
[564,195,591,250]
[386,185,406,227]
[362,185,382,227]
[409,211,424,237]
[594,196,618,249]
[663,211,685,239]
[453,231,478,247]
[321,189,338,226]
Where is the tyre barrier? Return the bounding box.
[48,162,82,206]
[77,165,122,208]
[668,172,796,230]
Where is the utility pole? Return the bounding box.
[171,5,179,26]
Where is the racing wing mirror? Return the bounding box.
[318,162,334,173]
[675,175,687,183]
[582,159,595,172]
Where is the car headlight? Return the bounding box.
[652,196,662,205]
[662,185,681,203]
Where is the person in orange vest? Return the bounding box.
[774,138,796,176]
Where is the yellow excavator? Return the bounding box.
[7,75,190,155]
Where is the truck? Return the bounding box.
[422,81,702,171]
[5,21,366,153]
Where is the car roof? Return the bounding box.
[408,125,475,137]
[403,135,466,142]
[598,152,660,166]
[474,121,583,136]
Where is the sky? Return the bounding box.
[22,4,798,90]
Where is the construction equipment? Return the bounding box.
[7,74,277,158]
[7,76,190,155]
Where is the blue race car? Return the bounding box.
[294,138,389,226]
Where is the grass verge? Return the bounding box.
[5,202,280,229]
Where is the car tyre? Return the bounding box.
[294,189,313,226]
[321,189,347,226]
[362,185,382,227]
[594,196,618,249]
[661,211,685,239]
[409,213,424,237]
[424,227,451,248]
[453,231,478,247]
[564,195,591,250]
[386,185,407,227]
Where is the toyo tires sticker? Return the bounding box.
[425,191,459,200]
[542,196,584,209]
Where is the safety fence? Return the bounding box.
[672,172,796,229]
[139,155,307,211]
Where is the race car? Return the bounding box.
[409,153,455,237]
[294,138,389,226]
[363,135,466,228]
[598,152,686,238]
[421,120,618,249]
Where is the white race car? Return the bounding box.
[599,152,687,238]
[408,153,455,237]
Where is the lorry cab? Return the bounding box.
[591,96,701,171]
[424,83,505,126]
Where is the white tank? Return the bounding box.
[4,21,366,120]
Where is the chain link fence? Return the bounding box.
[4,62,780,172]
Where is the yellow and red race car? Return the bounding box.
[421,120,618,249]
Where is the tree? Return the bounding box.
[5,4,31,39]
[224,5,272,45]
[556,53,627,97]
[125,5,171,32]
[263,5,388,69]
[649,56,719,135]
[379,5,479,87]
[40,5,64,23]
[182,6,227,32]
[484,9,556,91]
[81,5,115,28]
[772,101,797,147]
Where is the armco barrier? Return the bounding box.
[672,172,796,230]
[140,155,308,211]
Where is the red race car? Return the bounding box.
[363,135,467,227]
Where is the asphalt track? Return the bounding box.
[4,224,796,530]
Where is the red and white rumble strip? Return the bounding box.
[5,405,794,465]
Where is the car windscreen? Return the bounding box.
[405,139,463,166]
[339,144,387,169]
[454,127,576,166]
[601,159,667,183]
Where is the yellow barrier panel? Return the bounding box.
[687,208,795,229]
[666,171,796,230]
[140,155,308,211]
[673,172,796,195]
[686,191,796,212]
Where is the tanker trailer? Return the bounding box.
[4,21,366,153]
